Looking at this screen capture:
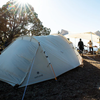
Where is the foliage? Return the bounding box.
[58,31,60,34]
[0,0,51,47]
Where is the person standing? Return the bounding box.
[88,40,93,53]
[78,38,84,56]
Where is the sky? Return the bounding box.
[32,0,100,34]
[0,0,100,47]
[0,0,100,34]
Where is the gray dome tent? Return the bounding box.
[0,34,83,87]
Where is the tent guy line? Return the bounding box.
[22,43,38,100]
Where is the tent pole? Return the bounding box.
[50,64,57,81]
[74,37,77,49]
[75,38,76,48]
[99,37,100,48]
[91,32,95,58]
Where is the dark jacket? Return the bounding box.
[78,41,84,50]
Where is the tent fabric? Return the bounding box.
[66,32,100,43]
[0,34,82,87]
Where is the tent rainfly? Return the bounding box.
[0,34,83,87]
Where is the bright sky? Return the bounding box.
[0,0,100,35]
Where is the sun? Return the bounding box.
[13,0,34,6]
[16,0,29,5]
[13,0,39,8]
[7,0,35,18]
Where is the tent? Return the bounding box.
[66,32,99,43]
[0,34,83,87]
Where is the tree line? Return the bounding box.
[0,0,51,49]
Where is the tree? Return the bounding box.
[0,0,51,47]
[58,31,60,34]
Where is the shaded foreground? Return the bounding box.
[0,54,100,100]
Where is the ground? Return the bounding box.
[0,54,100,100]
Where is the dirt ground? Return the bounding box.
[0,54,100,100]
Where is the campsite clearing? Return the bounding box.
[0,54,100,100]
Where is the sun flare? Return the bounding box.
[7,0,38,19]
[16,0,32,5]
